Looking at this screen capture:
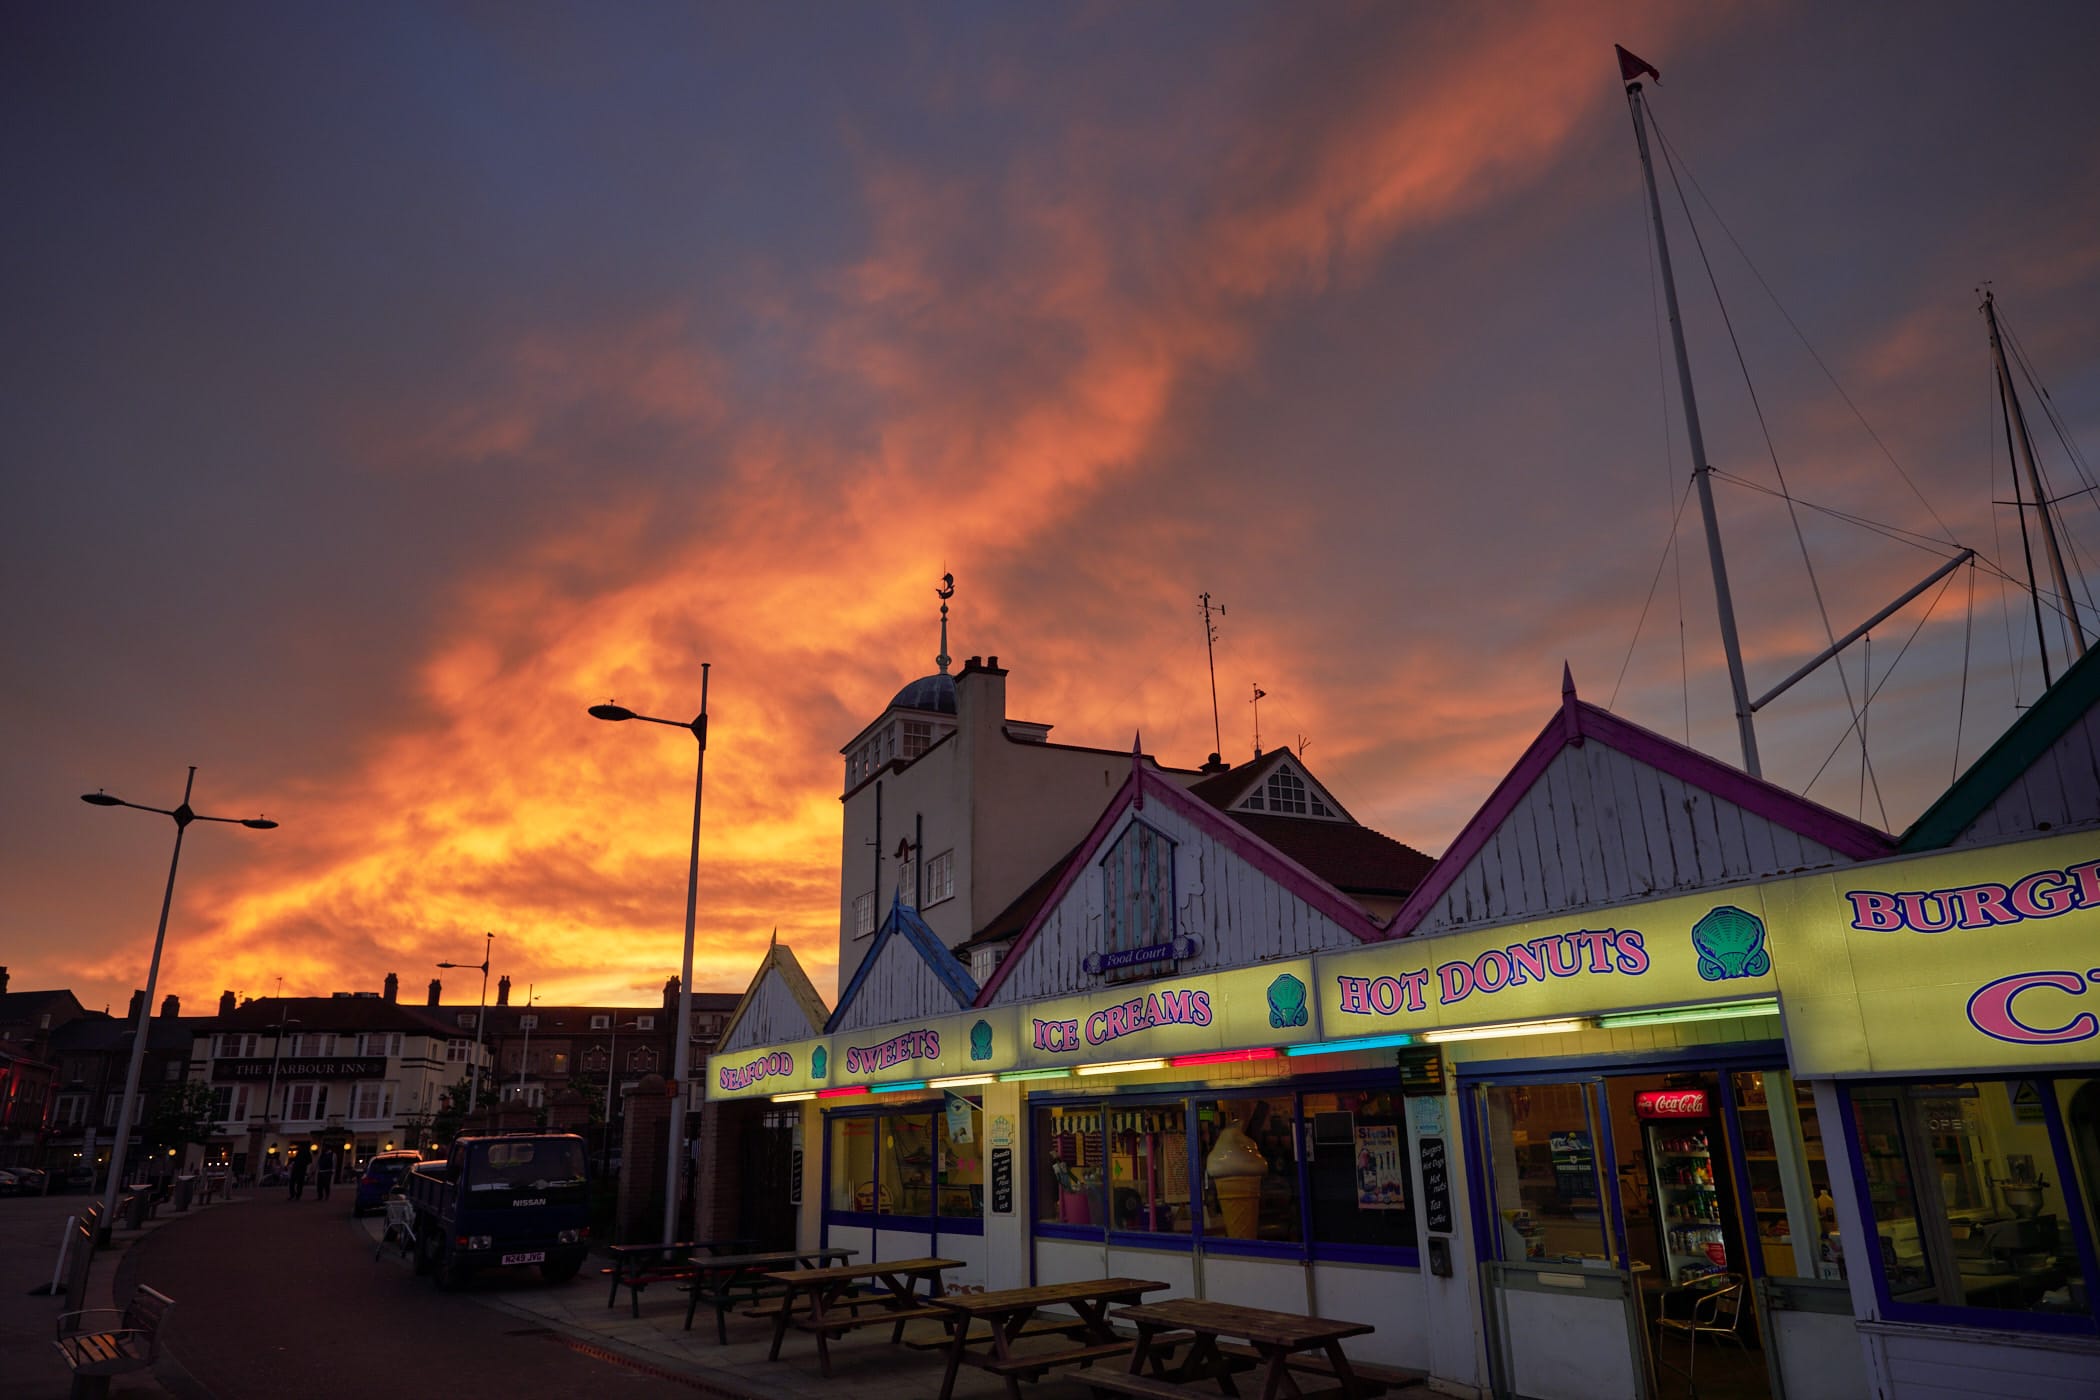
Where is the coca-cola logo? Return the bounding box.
[1636,1089,1709,1118]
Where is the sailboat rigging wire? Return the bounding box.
[1648,117,1961,548]
[1986,358,2030,707]
[1652,104,1880,810]
[1612,477,1699,715]
[2001,317,2100,638]
[1954,560,1975,785]
[1998,346,2055,689]
[1802,566,1958,812]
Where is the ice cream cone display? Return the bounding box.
[1206,1119,1267,1238]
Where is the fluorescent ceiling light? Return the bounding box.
[1074,1058,1169,1077]
[1597,998,1779,1029]
[1420,1018,1588,1044]
[998,1068,1073,1083]
[870,1080,930,1093]
[927,1074,996,1088]
[1170,1048,1279,1067]
[1283,1033,1414,1057]
[816,1085,871,1098]
[771,1091,816,1103]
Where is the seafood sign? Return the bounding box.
[717,1050,795,1092]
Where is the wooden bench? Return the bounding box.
[1210,1339,1423,1392]
[684,1248,855,1343]
[54,1285,174,1400]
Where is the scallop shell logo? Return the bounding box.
[1691,905,1771,981]
[970,1020,993,1061]
[1267,973,1309,1029]
[811,1045,828,1079]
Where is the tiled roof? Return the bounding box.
[1222,813,1434,899]
[210,997,461,1035]
[957,843,1084,951]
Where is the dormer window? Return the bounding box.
[902,719,932,760]
[1243,766,1338,818]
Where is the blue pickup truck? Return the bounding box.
[404,1132,591,1289]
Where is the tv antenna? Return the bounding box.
[1198,593,1225,757]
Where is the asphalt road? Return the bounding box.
[119,1193,702,1399]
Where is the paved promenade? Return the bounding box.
[4,1186,1432,1399]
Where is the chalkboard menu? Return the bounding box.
[1420,1136,1453,1234]
[1396,1047,1445,1096]
[990,1146,1014,1215]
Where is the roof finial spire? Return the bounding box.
[936,570,955,674]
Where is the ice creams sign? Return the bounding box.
[1031,986,1213,1053]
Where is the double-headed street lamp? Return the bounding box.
[80,767,275,1241]
[437,931,495,1116]
[600,1018,642,1176]
[589,662,709,1246]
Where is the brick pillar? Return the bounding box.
[617,1075,670,1245]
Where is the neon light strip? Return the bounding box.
[1169,1047,1280,1068]
[997,1068,1073,1082]
[1596,998,1779,1029]
[1074,1058,1169,1077]
[927,1074,996,1088]
[1419,1018,1587,1044]
[1282,1032,1415,1057]
[771,1091,816,1102]
[816,1086,871,1098]
[870,1080,930,1093]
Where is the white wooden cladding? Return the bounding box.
[985,803,1363,1006]
[719,973,823,1053]
[1410,743,1854,939]
[1945,702,2100,847]
[830,931,969,1033]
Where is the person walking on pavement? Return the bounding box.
[315,1146,337,1202]
[288,1148,309,1201]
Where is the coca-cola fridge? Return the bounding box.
[1638,1087,1737,1286]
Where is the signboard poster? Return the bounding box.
[945,1093,975,1145]
[1355,1123,1407,1210]
[1420,1137,1453,1234]
[990,1147,1014,1215]
[1550,1130,1597,1204]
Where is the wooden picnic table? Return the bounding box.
[604,1238,755,1316]
[763,1256,961,1377]
[682,1247,856,1343]
[1102,1298,1381,1400]
[927,1277,1170,1400]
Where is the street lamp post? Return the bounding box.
[437,932,494,1116]
[601,1019,641,1176]
[589,663,709,1246]
[80,767,275,1242]
[262,1009,301,1156]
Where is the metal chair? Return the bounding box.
[1656,1273,1749,1396]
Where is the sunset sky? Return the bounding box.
[5,3,2097,1022]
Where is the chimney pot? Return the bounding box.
[218,990,236,1016]
[987,655,998,669]
[127,990,145,1021]
[427,978,442,1007]
[160,995,179,1019]
[383,973,398,1003]
[497,975,511,1006]
[0,966,9,994]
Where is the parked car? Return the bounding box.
[10,1168,47,1194]
[0,1169,18,1196]
[57,1166,96,1193]
[353,1150,425,1217]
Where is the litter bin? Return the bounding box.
[123,1190,150,1229]
[173,1174,197,1212]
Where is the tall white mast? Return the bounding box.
[1983,290,2090,666]
[1623,59,1762,778]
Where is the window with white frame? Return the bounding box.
[286,1085,328,1122]
[456,1012,477,1030]
[54,1094,86,1128]
[854,892,875,937]
[591,1014,610,1030]
[357,1032,402,1058]
[351,1082,394,1120]
[519,1014,538,1030]
[902,719,932,760]
[446,1039,470,1063]
[211,1033,259,1059]
[925,849,956,905]
[631,1046,660,1073]
[208,1085,251,1126]
[636,1015,655,1030]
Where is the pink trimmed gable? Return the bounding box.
[971,763,1383,1007]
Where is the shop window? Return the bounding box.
[1108,1102,1192,1235]
[1197,1096,1298,1243]
[1036,1103,1107,1229]
[938,1098,983,1218]
[1481,1081,1610,1263]
[1851,1079,2093,1321]
[830,1115,878,1213]
[882,1112,936,1216]
[1304,1089,1415,1251]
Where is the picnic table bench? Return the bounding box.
[1096,1297,1403,1400]
[929,1277,1170,1400]
[680,1247,855,1341]
[54,1284,174,1400]
[764,1256,960,1377]
[603,1238,755,1317]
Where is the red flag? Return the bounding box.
[1616,45,1660,84]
